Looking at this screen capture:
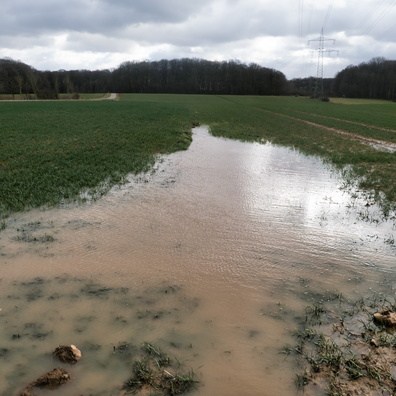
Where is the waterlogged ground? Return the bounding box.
[0,127,395,396]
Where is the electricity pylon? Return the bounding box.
[308,28,338,98]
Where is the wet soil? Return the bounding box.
[291,294,396,395]
[0,127,395,395]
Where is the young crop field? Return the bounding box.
[0,98,194,219]
[0,95,395,219]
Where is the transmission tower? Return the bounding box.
[308,28,338,98]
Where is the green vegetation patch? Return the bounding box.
[0,99,193,218]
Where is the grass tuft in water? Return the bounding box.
[124,359,154,389]
[143,341,172,367]
[160,369,198,396]
[285,292,396,395]
[122,342,199,395]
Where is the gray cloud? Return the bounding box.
[0,0,212,35]
[1,0,396,78]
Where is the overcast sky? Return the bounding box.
[1,0,396,79]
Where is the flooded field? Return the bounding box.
[0,127,395,396]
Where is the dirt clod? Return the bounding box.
[373,310,396,328]
[20,367,71,395]
[53,344,82,364]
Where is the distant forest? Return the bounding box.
[291,57,396,100]
[0,58,287,98]
[0,56,395,100]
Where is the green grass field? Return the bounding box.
[1,94,395,219]
[0,98,193,218]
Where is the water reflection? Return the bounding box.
[0,126,395,396]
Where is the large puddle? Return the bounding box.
[0,127,395,395]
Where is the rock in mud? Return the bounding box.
[20,367,71,395]
[53,344,82,364]
[373,310,396,328]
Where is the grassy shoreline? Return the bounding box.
[287,291,396,395]
[190,95,396,217]
[1,94,395,220]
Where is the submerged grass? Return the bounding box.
[287,292,396,395]
[121,342,199,395]
[1,94,395,219]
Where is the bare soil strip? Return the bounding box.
[289,109,396,134]
[261,109,396,151]
[96,93,118,100]
[107,93,117,100]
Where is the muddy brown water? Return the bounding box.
[0,127,395,396]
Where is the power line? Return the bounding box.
[322,0,334,31]
[376,20,396,40]
[362,0,396,35]
[354,0,386,31]
[306,1,313,36]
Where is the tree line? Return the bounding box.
[1,56,395,100]
[290,57,396,101]
[0,57,287,97]
[333,57,396,100]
